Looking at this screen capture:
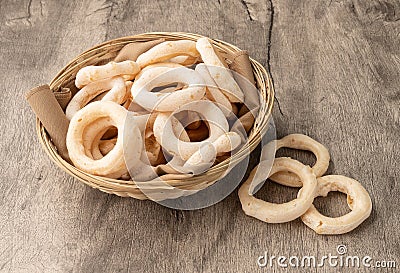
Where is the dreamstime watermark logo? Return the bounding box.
[257,245,397,269]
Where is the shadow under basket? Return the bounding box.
[36,32,274,200]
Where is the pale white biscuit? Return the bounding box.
[66,76,127,120]
[301,175,372,235]
[136,40,200,68]
[131,66,206,112]
[196,37,244,102]
[270,134,330,187]
[66,101,142,178]
[238,157,318,223]
[75,60,140,88]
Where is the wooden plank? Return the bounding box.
[0,0,398,272]
[269,0,400,272]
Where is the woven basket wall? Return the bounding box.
[36,32,274,200]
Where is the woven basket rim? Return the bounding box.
[36,31,274,199]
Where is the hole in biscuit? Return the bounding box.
[186,121,209,142]
[253,180,299,204]
[90,91,108,102]
[152,82,183,93]
[276,148,316,168]
[101,126,118,140]
[313,192,351,217]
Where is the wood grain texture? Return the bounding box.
[0,0,399,272]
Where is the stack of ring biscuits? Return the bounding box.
[65,37,256,181]
[238,134,372,235]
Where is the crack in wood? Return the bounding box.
[274,96,284,117]
[103,0,117,41]
[88,5,114,16]
[365,1,400,22]
[266,0,283,117]
[39,0,44,17]
[27,0,33,25]
[6,0,33,26]
[266,0,274,79]
[103,0,130,40]
[240,0,254,21]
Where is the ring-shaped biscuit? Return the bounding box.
[238,157,318,223]
[131,66,206,112]
[136,40,200,68]
[182,132,241,173]
[83,118,119,163]
[270,134,330,187]
[75,60,140,88]
[153,101,229,160]
[196,38,244,102]
[195,63,232,117]
[301,175,372,235]
[83,117,114,160]
[134,62,183,81]
[171,142,217,175]
[66,101,142,178]
[66,76,126,120]
[83,118,128,179]
[212,132,242,155]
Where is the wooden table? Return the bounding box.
[1,0,399,272]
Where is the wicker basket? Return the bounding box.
[37,32,274,200]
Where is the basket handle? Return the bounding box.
[25,85,70,162]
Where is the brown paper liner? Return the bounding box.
[54,87,72,110]
[212,45,257,136]
[217,49,255,86]
[239,111,255,133]
[25,85,70,162]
